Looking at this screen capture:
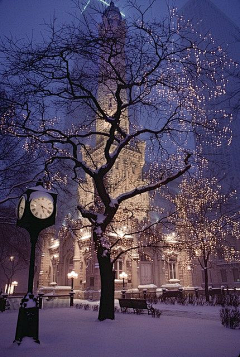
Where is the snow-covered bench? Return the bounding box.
[119,298,155,317]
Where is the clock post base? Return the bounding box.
[14,294,40,345]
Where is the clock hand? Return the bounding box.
[41,205,52,212]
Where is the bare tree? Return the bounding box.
[174,176,240,301]
[0,1,232,319]
[0,208,29,292]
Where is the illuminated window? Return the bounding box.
[114,259,123,279]
[168,259,177,280]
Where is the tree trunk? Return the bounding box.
[97,252,115,321]
[204,267,209,302]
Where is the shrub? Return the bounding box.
[155,309,162,318]
[220,307,240,329]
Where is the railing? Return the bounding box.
[0,292,76,311]
[1,287,240,312]
[122,288,240,307]
[38,293,75,309]
[124,291,157,300]
[158,288,240,306]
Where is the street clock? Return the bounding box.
[17,180,57,235]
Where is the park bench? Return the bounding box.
[119,298,155,317]
[160,290,184,303]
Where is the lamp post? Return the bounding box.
[67,271,78,306]
[119,272,128,298]
[14,180,57,345]
[119,271,128,289]
[11,281,18,295]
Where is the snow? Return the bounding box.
[161,283,182,289]
[20,293,37,308]
[102,249,109,257]
[109,198,118,207]
[96,214,105,224]
[1,301,239,357]
[138,284,157,289]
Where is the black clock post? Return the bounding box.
[14,180,57,345]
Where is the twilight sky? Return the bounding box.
[0,0,239,41]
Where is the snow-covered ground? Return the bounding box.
[0,301,239,357]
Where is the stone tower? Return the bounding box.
[76,1,150,297]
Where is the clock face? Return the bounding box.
[30,196,54,219]
[18,196,26,219]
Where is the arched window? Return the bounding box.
[64,254,74,285]
[67,256,73,273]
[114,259,123,279]
[51,256,58,283]
[168,258,177,280]
[140,253,153,284]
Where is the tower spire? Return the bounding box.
[97,1,129,143]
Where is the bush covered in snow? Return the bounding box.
[220,307,240,329]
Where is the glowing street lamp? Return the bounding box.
[119,272,128,289]
[67,271,78,307]
[67,270,78,290]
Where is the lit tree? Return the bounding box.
[0,90,46,206]
[0,208,29,293]
[227,29,240,116]
[0,1,232,319]
[174,176,240,301]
